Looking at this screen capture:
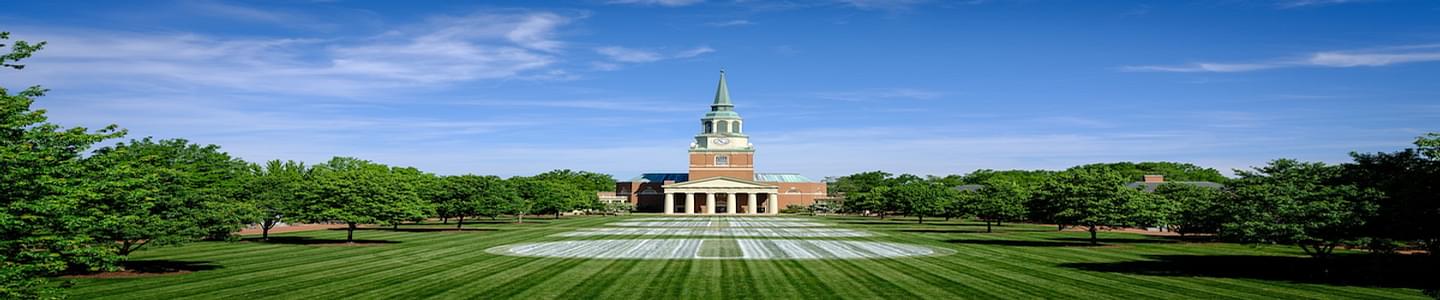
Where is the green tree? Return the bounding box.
[299,157,429,243]
[242,160,308,241]
[1152,183,1225,236]
[1343,135,1440,255]
[438,175,513,229]
[1,31,124,298]
[1221,159,1379,265]
[890,180,954,224]
[971,179,1030,233]
[80,138,251,255]
[1035,165,1154,244]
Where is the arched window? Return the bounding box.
[715,155,729,166]
[718,120,729,133]
[705,121,713,133]
[731,121,740,133]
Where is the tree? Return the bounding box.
[299,157,429,243]
[1152,183,1224,236]
[242,160,309,240]
[1221,159,1379,268]
[1,31,124,298]
[437,175,513,229]
[971,179,1029,233]
[80,138,251,256]
[1343,134,1440,255]
[1035,165,1154,244]
[889,180,953,224]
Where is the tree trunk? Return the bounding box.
[917,215,924,224]
[262,219,275,241]
[456,215,464,230]
[555,211,561,219]
[1088,225,1098,245]
[393,223,399,230]
[347,222,357,243]
[442,217,448,224]
[945,215,951,221]
[517,214,525,224]
[1058,224,1065,231]
[987,221,993,233]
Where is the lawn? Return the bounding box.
[66,215,1433,299]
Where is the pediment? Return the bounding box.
[663,176,776,189]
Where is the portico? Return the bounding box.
[662,176,780,215]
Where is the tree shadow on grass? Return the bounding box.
[944,236,1175,247]
[243,236,399,245]
[945,239,1104,247]
[1060,254,1439,290]
[64,260,222,278]
[338,227,498,233]
[1047,237,1177,244]
[899,228,990,234]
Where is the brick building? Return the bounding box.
[615,71,828,214]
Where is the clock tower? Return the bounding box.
[689,70,755,180]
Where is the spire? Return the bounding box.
[712,69,732,107]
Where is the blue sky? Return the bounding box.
[2,0,1437,179]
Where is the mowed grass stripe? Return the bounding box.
[68,216,1432,299]
[116,231,479,298]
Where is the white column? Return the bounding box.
[687,193,697,214]
[769,193,780,215]
[746,192,758,214]
[664,193,674,215]
[725,192,736,215]
[704,192,715,215]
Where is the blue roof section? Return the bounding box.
[754,173,815,183]
[630,173,689,183]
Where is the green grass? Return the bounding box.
[64,215,1433,299]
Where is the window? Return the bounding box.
[731,121,740,133]
[715,155,729,166]
[718,120,729,133]
[705,121,713,133]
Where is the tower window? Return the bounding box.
[705,121,713,133]
[715,155,729,166]
[718,120,729,133]
[731,121,740,133]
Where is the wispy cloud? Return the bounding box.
[595,46,715,63]
[837,0,930,11]
[811,88,943,101]
[706,19,754,27]
[1121,44,1440,73]
[606,0,704,7]
[1276,0,1374,9]
[3,11,578,96]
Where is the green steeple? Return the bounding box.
[704,69,740,119]
[712,70,732,108]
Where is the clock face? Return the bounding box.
[714,138,730,145]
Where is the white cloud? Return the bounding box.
[706,20,754,27]
[1276,0,1372,9]
[595,45,715,64]
[674,46,715,58]
[606,0,704,7]
[596,46,665,63]
[837,0,929,11]
[1121,44,1440,73]
[1,11,575,96]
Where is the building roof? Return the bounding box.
[628,173,689,183]
[1126,181,1224,192]
[754,173,815,182]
